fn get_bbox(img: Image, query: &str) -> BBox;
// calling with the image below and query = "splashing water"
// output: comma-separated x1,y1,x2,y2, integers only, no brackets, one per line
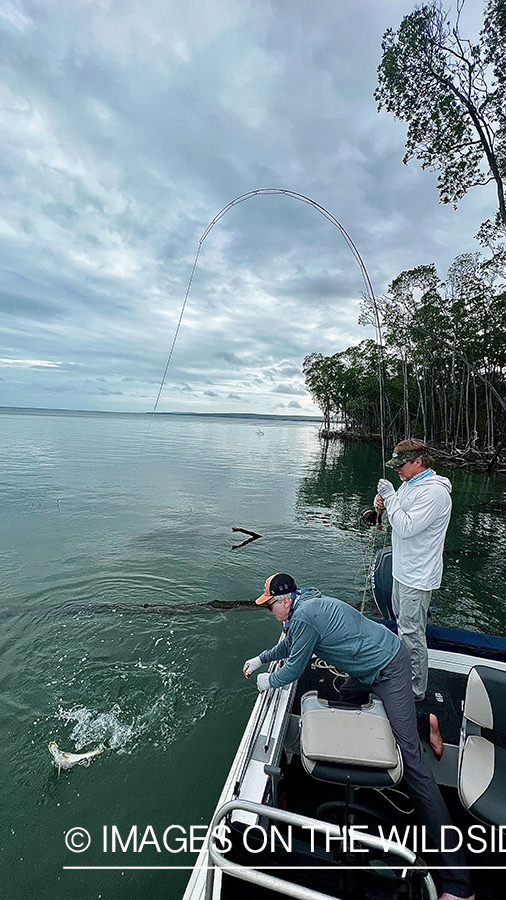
56,704,139,751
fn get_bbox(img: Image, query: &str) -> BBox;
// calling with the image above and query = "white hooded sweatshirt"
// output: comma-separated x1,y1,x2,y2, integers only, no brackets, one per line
383,470,452,591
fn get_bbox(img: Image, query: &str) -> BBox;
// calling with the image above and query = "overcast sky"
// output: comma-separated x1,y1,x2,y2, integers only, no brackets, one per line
0,0,495,415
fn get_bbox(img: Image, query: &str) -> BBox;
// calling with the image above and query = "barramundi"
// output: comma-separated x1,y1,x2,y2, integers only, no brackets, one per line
48,740,108,772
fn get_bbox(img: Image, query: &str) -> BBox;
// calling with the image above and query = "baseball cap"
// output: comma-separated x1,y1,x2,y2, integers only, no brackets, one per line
255,573,297,605
385,449,423,468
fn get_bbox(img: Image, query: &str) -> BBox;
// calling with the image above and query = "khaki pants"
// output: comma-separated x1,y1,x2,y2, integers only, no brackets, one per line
392,578,432,701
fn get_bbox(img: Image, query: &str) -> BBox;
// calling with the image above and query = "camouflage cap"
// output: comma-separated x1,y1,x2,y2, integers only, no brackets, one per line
385,449,422,468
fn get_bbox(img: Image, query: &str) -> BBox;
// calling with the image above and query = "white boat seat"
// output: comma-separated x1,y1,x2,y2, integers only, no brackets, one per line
458,665,506,825
300,690,403,787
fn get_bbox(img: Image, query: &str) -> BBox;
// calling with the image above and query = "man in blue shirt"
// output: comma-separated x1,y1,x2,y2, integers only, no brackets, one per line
243,573,473,900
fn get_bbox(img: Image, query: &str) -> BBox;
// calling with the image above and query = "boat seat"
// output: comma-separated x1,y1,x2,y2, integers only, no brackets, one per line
458,665,506,825
300,690,403,787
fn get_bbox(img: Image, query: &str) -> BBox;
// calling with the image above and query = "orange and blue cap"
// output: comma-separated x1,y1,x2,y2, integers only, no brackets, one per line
255,573,297,605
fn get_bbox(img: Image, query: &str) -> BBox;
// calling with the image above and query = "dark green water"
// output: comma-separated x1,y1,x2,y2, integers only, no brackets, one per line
0,410,505,899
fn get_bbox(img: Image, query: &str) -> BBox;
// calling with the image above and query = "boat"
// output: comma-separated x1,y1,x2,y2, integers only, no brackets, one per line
182,560,506,900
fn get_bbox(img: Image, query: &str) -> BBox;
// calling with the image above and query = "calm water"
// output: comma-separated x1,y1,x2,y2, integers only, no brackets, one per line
1,410,505,899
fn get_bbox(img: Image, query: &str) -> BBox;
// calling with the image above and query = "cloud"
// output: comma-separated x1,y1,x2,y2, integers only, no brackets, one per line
213,351,247,367
271,384,307,395
0,0,492,414
278,364,300,377
0,357,62,368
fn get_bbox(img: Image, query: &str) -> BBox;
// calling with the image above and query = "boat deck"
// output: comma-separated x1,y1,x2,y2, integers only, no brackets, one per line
219,658,504,900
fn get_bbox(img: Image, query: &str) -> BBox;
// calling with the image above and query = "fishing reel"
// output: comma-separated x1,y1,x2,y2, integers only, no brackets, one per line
360,507,378,527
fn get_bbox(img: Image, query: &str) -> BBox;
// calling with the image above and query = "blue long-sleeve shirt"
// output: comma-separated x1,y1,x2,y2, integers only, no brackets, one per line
260,588,400,689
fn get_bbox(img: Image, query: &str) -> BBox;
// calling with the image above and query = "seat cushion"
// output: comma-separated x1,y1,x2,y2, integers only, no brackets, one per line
465,665,506,732
301,698,398,768
460,736,506,825
301,752,402,787
299,691,403,787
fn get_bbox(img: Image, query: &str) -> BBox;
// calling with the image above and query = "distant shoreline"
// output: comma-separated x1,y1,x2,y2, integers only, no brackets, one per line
0,405,321,423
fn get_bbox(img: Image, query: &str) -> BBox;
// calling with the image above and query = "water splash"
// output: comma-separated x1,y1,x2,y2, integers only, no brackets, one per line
56,703,139,751
54,678,215,755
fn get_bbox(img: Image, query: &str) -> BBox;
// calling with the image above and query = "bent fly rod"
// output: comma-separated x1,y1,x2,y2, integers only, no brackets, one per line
152,188,389,478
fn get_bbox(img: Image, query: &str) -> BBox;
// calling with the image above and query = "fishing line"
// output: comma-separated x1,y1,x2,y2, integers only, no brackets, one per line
152,242,204,415
150,189,389,607
359,528,387,614
151,189,388,473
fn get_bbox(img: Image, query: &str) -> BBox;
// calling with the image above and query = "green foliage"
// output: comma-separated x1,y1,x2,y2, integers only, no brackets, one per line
302,352,342,433
375,0,506,223
304,234,506,449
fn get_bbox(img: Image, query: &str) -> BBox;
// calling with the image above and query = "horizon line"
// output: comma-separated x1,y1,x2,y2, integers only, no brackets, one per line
0,405,321,423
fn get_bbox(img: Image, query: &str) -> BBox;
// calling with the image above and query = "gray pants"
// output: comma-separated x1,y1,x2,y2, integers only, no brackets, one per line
392,578,431,701
340,644,472,899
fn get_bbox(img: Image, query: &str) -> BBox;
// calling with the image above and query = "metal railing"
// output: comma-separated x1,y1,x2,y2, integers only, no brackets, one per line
204,799,437,900
232,658,294,797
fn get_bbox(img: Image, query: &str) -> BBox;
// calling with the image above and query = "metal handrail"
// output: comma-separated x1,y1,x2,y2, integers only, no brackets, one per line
233,657,291,796
263,662,286,752
204,799,437,900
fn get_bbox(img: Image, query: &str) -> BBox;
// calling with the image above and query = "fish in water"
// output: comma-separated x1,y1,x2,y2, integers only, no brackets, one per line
0,598,259,620
48,740,109,773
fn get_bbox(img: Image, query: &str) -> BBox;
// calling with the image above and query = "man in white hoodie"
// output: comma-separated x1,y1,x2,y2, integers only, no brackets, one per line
376,439,452,702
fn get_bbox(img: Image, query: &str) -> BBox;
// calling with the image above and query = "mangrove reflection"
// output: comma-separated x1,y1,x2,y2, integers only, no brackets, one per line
295,440,384,530
295,439,506,635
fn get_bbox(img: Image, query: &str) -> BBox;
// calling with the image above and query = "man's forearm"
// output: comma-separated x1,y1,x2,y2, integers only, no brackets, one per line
260,638,290,665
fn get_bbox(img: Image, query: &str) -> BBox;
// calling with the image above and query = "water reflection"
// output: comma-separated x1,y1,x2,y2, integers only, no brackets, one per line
296,440,383,530
295,439,506,634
